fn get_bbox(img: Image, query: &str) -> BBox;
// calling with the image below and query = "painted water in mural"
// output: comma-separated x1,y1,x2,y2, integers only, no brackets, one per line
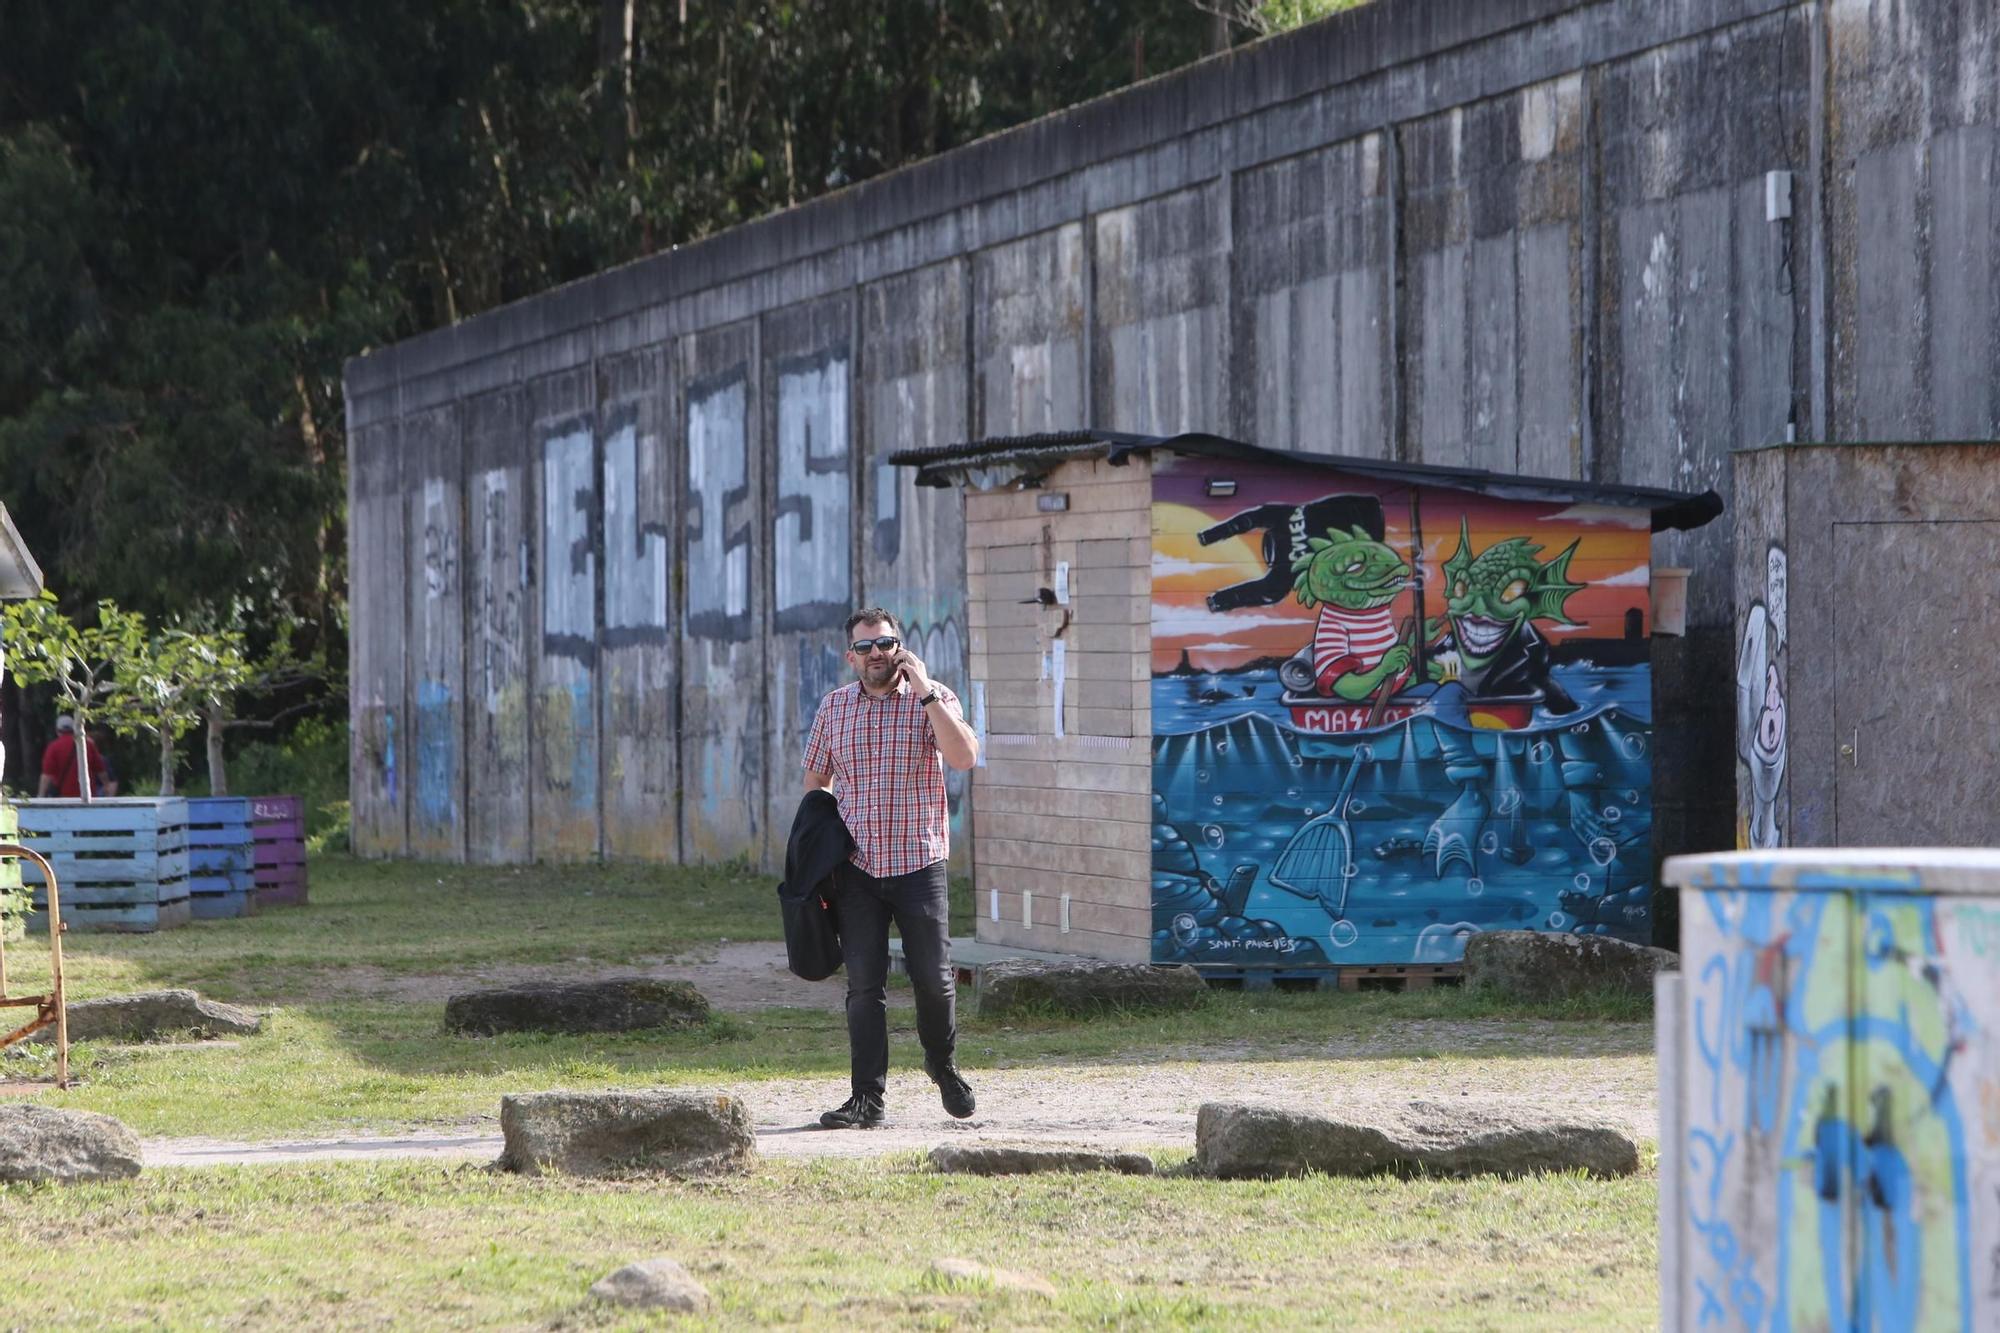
1149,455,1656,967
1683,879,1994,1329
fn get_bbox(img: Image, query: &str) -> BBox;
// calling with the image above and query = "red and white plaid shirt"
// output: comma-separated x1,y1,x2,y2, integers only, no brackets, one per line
802,679,959,877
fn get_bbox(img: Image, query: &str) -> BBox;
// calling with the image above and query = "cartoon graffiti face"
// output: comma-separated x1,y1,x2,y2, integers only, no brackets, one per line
1754,664,1785,763
1439,518,1584,667
1290,526,1409,611
1765,547,1789,650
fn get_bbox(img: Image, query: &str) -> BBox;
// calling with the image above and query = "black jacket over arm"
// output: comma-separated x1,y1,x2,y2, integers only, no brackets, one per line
777,788,852,980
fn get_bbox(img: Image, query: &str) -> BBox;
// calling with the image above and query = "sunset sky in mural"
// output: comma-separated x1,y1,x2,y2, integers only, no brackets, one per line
1151,458,1653,674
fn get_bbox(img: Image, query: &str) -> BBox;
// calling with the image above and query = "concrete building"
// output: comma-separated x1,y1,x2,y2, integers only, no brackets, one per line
344,0,2000,887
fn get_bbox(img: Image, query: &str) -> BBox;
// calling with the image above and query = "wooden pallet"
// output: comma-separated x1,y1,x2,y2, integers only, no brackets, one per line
0,803,20,942
18,797,191,933
185,796,255,920
1192,962,1463,993
250,795,307,908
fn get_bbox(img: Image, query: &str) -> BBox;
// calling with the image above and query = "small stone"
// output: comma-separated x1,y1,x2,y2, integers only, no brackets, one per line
1460,931,1678,1003
0,1105,144,1182
976,960,1205,1019
589,1257,709,1311
931,1257,1057,1297
445,978,710,1036
1194,1100,1639,1180
64,990,263,1043
498,1090,754,1177
928,1144,1154,1176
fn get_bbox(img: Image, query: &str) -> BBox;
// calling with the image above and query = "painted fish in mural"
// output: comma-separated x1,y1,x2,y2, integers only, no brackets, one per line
1422,784,1490,877
1425,518,1584,714
1289,525,1415,701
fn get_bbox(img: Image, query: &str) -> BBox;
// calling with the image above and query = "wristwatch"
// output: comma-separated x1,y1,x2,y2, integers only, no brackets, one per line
918,688,941,707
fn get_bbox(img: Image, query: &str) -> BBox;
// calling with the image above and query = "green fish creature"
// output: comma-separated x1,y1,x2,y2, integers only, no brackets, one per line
1426,517,1585,711
1291,526,1413,701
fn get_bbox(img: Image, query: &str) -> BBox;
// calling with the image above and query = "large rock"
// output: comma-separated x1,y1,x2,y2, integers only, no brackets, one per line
1460,931,1678,1003
976,960,1205,1019
589,1257,709,1312
928,1144,1154,1176
931,1258,1057,1297
498,1090,754,1177
64,989,263,1042
444,979,710,1036
1194,1100,1639,1180
0,1105,143,1182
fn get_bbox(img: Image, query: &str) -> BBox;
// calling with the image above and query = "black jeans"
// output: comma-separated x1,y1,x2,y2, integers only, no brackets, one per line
833,860,956,1098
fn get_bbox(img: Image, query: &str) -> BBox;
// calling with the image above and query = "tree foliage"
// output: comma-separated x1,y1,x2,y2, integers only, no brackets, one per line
2,591,148,799
0,1,1349,767
101,625,253,797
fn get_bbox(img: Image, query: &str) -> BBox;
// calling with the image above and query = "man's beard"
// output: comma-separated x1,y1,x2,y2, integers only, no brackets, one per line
859,658,898,688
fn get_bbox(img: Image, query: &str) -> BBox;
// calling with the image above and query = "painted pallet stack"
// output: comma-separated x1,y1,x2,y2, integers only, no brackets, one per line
250,795,308,907
0,803,21,942
19,797,191,933
185,796,255,919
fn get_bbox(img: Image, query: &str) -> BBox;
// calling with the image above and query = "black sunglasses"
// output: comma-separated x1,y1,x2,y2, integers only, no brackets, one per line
850,635,901,654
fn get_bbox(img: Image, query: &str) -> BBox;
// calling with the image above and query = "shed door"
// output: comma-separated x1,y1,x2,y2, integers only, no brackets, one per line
1833,520,2000,845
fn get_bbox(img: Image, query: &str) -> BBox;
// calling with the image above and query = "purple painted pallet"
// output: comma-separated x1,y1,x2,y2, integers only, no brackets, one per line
249,795,308,908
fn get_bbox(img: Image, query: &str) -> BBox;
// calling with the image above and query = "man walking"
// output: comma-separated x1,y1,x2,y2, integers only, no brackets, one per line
803,607,980,1128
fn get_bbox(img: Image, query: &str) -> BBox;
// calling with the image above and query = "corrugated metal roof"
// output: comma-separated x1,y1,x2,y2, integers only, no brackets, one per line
888,430,1724,533
0,504,44,600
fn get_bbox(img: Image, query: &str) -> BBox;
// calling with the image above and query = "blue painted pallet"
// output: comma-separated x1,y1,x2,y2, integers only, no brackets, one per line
27,898,192,934
189,891,254,921
183,796,254,917
16,797,192,932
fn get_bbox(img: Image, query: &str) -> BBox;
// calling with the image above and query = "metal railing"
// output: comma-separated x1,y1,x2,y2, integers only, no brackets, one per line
0,842,67,1087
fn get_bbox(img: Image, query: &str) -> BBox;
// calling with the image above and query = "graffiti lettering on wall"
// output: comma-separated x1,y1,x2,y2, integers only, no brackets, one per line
871,376,926,565
1684,889,1978,1328
540,420,596,660
475,466,526,720
415,678,457,829
774,350,851,631
422,478,458,604
1148,455,1655,967
1737,546,1788,849
686,370,752,641
602,405,669,642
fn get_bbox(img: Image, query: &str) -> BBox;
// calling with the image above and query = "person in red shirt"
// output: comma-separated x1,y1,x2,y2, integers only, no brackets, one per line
803,608,980,1129
38,715,107,798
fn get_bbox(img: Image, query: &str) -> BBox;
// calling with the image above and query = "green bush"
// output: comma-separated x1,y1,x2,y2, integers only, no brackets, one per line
183,715,351,853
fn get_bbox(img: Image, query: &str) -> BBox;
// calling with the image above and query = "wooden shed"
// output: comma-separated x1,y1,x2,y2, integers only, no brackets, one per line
896,431,1720,973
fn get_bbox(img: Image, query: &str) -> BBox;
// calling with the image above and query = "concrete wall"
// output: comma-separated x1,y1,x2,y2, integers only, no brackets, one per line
346,0,2000,872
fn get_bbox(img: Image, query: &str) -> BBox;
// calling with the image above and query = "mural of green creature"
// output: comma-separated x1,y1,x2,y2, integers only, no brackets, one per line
1291,526,1413,700
1427,518,1586,713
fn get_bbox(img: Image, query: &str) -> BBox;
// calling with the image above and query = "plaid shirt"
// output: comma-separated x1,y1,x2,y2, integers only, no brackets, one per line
802,679,959,877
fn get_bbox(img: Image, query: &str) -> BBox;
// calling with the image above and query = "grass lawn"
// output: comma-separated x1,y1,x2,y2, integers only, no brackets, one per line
0,1158,1658,1329
0,854,1662,1328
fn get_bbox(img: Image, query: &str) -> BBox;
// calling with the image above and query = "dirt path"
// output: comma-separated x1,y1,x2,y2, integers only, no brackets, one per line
146,1048,1658,1168
287,941,864,1011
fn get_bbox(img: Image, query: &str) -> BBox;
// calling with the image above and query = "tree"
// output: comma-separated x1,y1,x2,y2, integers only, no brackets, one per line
197,624,328,796
1,592,147,801
102,625,251,797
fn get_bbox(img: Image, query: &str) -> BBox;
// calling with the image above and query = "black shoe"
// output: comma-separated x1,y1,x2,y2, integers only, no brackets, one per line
818,1092,884,1129
929,1062,976,1119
